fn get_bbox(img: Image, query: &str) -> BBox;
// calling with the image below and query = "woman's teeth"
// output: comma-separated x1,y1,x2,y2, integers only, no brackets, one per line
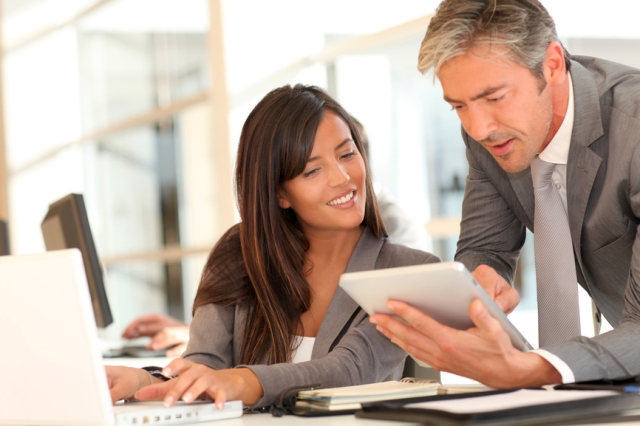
328,191,354,206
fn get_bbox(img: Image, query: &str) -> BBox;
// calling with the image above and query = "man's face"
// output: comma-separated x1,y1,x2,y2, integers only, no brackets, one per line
439,45,554,173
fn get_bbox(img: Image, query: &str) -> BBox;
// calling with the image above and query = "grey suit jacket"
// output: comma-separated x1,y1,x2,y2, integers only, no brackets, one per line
455,56,640,381
183,227,439,408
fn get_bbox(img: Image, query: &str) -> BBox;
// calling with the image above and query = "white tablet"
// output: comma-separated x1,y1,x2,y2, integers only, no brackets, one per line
339,261,533,352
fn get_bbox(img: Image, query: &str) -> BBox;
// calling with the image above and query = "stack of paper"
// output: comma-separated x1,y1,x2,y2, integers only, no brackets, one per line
295,380,440,413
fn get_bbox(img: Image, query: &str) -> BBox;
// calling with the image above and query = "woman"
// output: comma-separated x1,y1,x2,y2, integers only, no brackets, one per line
107,84,439,409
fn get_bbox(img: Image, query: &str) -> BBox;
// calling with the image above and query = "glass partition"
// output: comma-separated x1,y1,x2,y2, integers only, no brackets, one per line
2,0,637,342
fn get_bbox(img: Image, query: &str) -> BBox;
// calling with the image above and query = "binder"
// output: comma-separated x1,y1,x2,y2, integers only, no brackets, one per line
272,379,442,417
555,373,640,392
356,389,640,425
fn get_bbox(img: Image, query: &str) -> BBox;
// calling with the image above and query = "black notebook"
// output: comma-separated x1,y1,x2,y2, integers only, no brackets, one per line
356,388,640,426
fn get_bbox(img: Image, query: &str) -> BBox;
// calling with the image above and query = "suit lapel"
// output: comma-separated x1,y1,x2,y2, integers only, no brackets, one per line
312,228,383,358
566,62,603,260
508,168,534,228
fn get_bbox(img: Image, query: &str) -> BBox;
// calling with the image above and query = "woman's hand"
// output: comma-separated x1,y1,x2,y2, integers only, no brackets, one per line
133,359,264,409
105,366,155,404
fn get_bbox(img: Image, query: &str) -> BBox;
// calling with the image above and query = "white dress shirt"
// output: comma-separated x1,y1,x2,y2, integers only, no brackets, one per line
528,73,589,384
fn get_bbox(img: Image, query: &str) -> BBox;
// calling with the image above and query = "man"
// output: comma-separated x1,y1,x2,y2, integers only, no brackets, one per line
371,0,640,388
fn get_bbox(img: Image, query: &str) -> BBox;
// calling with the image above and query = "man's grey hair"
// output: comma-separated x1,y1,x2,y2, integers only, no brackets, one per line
418,0,571,81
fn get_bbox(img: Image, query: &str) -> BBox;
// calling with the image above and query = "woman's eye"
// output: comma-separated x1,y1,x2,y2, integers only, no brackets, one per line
341,151,356,160
303,168,319,178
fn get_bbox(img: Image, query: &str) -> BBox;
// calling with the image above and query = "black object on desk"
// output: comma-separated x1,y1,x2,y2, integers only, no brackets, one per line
555,374,640,393
41,193,113,328
356,389,640,426
0,219,9,256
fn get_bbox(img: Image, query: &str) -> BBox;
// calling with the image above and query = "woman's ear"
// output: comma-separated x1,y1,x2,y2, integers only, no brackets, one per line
278,189,291,209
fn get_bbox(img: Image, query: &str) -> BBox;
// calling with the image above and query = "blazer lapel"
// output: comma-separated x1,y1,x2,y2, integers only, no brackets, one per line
566,61,603,262
508,168,534,229
312,228,383,357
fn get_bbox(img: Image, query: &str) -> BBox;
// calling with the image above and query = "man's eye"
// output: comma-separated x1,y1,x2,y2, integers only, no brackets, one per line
488,95,505,102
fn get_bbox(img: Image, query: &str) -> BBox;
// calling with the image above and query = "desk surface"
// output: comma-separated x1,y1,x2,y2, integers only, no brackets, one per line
103,356,171,368
209,413,420,426
113,410,640,426
103,359,640,426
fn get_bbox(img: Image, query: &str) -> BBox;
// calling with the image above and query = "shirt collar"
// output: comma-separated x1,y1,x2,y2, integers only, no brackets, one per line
538,72,574,165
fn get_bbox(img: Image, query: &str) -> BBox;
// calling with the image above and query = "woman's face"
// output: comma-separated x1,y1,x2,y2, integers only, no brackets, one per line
278,111,367,236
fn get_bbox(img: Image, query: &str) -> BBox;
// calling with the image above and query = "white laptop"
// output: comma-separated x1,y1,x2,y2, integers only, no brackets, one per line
0,249,242,426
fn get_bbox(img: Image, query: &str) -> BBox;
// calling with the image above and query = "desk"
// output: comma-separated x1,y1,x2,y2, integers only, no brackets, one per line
103,358,417,425
232,414,640,426
104,356,172,368
205,413,420,426
103,359,640,426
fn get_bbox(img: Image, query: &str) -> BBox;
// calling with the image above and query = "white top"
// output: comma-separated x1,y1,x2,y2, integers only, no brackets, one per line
291,336,316,363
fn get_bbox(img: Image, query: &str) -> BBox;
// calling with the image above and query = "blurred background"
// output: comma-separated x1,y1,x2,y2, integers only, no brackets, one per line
1,0,638,346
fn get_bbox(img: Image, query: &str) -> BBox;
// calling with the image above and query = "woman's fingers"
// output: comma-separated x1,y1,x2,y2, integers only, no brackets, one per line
134,359,238,409
158,361,220,407
162,358,191,377
134,380,174,401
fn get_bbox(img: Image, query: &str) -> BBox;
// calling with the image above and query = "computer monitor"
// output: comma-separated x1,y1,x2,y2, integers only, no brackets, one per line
41,193,113,328
0,219,9,256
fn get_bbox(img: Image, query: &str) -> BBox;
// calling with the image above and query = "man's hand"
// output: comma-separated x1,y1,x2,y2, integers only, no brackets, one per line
370,300,561,388
472,265,520,314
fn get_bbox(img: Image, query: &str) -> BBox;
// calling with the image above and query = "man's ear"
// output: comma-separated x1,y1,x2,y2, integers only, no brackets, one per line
278,189,291,209
544,41,567,86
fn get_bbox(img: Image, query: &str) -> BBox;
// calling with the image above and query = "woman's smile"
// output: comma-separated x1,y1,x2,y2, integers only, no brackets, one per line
327,190,355,207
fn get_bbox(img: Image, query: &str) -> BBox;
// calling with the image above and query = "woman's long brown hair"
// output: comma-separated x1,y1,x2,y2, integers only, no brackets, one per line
193,84,386,365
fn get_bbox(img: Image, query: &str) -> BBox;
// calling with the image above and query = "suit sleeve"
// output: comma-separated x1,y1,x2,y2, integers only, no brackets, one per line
182,303,235,369
541,143,640,381
244,314,406,408
243,250,439,408
182,244,438,408
454,131,526,284
185,303,408,409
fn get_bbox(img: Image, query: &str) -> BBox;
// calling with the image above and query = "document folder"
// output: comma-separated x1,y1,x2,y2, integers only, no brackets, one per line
356,389,640,426
280,379,441,417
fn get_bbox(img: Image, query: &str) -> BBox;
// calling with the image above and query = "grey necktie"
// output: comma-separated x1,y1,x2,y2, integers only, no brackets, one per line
531,157,581,347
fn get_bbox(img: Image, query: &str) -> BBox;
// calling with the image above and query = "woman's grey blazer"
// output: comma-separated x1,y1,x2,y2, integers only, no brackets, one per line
183,227,439,408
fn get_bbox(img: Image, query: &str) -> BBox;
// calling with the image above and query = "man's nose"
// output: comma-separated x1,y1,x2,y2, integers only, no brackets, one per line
464,106,497,142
